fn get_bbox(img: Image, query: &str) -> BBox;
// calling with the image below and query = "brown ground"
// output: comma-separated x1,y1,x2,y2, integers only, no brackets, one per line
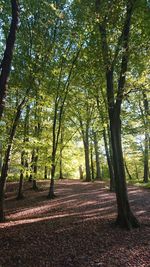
0,180,150,267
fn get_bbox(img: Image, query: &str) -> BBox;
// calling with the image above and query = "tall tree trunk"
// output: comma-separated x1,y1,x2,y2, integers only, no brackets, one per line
0,101,24,222
48,97,60,199
44,166,48,179
134,163,139,180
59,129,63,179
48,155,56,199
83,133,91,182
24,105,30,180
25,159,29,179
32,149,38,191
143,131,149,183
16,151,25,200
84,144,91,182
79,165,83,180
103,127,115,191
48,113,57,199
96,0,139,229
59,156,63,179
110,111,139,229
0,142,2,171
124,161,132,180
0,0,19,119
90,145,95,180
17,104,30,198
29,150,34,182
93,131,101,180
143,92,149,183
84,125,91,182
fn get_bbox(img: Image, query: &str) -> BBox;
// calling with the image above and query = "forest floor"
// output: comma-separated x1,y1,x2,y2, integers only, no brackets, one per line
0,180,150,267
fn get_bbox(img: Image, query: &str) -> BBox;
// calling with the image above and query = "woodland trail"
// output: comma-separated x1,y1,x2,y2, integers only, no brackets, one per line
0,180,150,267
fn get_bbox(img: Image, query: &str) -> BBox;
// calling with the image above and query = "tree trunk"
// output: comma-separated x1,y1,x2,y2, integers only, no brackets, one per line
44,166,48,179
93,131,101,180
110,111,139,229
143,92,149,183
47,98,59,199
29,173,32,182
90,146,95,180
17,104,30,198
134,163,139,180
0,160,7,221
0,142,2,171
0,103,23,222
47,121,57,198
59,158,63,179
16,151,25,200
17,171,24,200
32,150,38,191
103,127,115,191
29,150,34,182
79,165,83,180
107,125,116,191
24,105,30,180
124,161,132,180
0,0,19,119
143,131,149,183
84,125,91,182
59,129,64,179
48,162,56,199
96,0,139,229
84,141,91,182
25,159,29,179
0,195,4,222
59,146,63,179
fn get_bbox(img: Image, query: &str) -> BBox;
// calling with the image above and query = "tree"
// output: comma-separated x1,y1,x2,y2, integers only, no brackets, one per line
0,94,28,222
48,47,81,198
0,0,19,119
96,0,140,228
139,91,149,183
93,130,101,180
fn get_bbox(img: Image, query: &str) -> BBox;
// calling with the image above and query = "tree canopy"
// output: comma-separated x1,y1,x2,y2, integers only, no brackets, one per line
0,0,149,228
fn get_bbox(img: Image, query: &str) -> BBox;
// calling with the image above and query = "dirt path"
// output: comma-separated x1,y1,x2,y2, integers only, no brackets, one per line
0,180,150,267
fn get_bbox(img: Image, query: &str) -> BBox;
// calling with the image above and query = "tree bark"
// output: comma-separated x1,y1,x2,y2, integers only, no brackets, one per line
0,142,2,171
143,92,149,183
143,131,149,183
24,105,30,180
124,161,132,180
48,106,57,198
0,0,19,119
134,163,139,180
79,165,83,180
44,166,48,179
25,159,29,179
32,150,38,191
59,129,63,179
103,127,115,191
29,150,34,182
93,131,101,180
83,127,91,182
90,145,95,180
0,101,24,222
16,151,25,200
110,110,139,229
17,105,30,199
59,157,63,179
48,160,56,199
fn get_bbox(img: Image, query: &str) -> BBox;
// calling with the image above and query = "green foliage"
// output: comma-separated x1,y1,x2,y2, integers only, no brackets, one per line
0,0,149,184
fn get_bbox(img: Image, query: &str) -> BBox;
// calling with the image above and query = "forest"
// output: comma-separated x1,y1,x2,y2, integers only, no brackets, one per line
0,0,150,266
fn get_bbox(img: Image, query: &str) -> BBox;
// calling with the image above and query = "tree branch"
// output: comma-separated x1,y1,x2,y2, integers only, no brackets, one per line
0,0,19,119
